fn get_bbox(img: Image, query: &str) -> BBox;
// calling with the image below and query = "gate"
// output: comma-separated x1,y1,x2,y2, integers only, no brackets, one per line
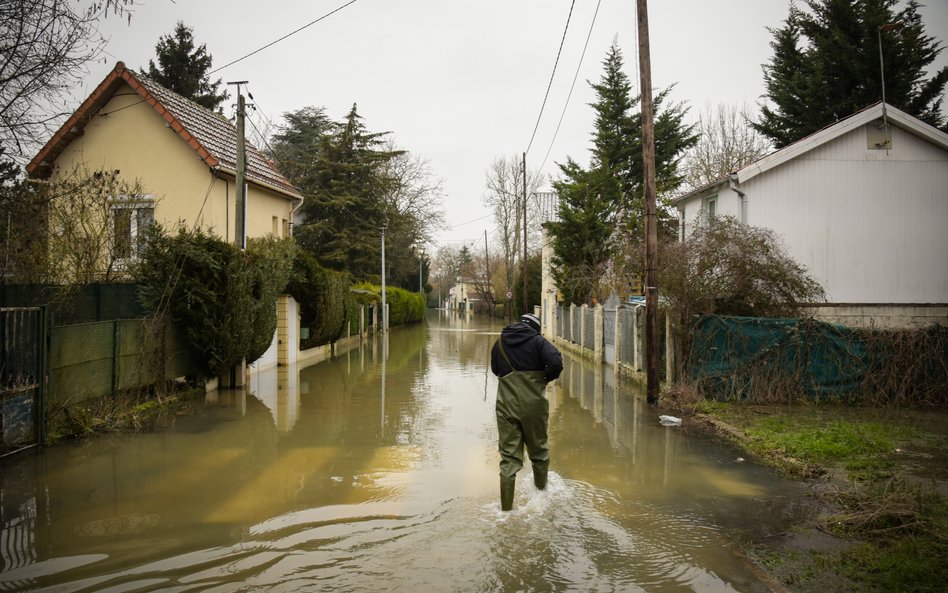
1,307,47,457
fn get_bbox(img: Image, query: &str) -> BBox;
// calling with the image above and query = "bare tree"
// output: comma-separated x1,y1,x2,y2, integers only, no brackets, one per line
430,245,462,307
0,0,136,161
483,155,543,296
380,139,447,246
3,165,151,283
682,103,772,192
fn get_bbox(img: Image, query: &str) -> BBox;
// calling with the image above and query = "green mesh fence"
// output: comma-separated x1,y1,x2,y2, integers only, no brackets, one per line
0,283,146,326
686,315,948,402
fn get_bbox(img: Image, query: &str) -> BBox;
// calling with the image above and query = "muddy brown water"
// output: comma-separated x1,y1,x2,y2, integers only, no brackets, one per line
1,312,812,592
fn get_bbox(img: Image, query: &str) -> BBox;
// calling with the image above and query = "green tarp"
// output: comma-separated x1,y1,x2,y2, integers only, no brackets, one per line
686,315,905,399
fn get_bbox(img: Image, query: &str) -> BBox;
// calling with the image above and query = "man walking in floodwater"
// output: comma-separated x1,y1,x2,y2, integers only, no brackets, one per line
490,313,563,511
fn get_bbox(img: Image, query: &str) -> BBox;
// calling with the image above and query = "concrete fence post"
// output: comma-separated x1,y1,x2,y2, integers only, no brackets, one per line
633,307,644,372
593,304,603,363
580,304,588,351
276,295,290,366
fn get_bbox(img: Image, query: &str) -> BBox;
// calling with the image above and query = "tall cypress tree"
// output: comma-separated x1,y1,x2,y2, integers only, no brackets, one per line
755,0,947,147
547,42,695,304
143,21,229,111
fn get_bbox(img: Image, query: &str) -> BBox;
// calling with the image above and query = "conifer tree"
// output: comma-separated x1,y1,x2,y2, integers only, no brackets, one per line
754,0,947,147
143,21,228,111
293,104,402,280
546,42,695,304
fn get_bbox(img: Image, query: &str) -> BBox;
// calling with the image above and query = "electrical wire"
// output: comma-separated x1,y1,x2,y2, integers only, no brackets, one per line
447,213,492,229
538,0,602,174
209,0,361,75
525,0,576,157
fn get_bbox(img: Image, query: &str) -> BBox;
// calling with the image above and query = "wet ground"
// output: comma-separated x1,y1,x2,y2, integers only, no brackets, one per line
0,312,815,592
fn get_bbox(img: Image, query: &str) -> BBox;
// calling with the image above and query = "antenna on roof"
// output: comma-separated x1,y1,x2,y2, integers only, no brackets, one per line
877,22,903,151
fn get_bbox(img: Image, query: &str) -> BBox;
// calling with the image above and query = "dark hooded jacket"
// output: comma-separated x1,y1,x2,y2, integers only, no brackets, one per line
490,321,563,382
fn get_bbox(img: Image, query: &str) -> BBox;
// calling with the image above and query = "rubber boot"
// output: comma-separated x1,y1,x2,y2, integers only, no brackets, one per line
500,477,516,511
533,466,548,491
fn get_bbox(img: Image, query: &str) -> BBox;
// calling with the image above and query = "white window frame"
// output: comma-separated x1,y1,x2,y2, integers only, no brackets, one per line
111,194,155,266
704,194,718,221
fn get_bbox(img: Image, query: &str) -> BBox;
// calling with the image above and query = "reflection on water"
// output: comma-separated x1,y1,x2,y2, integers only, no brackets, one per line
0,310,807,592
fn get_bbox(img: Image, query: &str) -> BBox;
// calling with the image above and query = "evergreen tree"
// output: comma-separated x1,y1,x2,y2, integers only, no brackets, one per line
546,161,614,304
269,107,334,193
143,21,229,111
293,104,402,280
547,42,696,304
755,0,948,147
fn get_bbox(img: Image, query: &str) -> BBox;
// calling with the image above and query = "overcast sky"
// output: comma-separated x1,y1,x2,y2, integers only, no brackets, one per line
81,0,948,249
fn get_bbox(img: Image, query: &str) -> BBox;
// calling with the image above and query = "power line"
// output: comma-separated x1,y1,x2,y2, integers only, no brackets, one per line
539,0,602,174
447,213,492,229
525,0,576,157
209,0,361,75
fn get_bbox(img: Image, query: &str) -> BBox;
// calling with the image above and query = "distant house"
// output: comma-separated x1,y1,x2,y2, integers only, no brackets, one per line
26,61,302,276
673,102,948,329
448,277,489,312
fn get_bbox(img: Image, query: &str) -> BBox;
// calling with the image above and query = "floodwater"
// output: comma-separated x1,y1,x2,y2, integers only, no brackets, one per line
0,312,811,592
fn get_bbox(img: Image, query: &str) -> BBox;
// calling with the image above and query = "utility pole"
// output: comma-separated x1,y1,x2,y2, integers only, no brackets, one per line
381,224,387,333
635,0,659,404
484,229,492,310
522,151,528,315
225,81,249,390
228,81,249,249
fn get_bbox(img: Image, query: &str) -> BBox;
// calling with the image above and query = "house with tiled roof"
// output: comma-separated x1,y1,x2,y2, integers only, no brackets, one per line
673,102,948,329
26,61,302,269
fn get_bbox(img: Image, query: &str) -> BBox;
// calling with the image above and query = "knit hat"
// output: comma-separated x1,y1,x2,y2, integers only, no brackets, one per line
520,313,541,333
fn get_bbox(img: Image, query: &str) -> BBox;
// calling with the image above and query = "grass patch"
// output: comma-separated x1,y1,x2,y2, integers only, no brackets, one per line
689,400,948,593
744,418,913,464
841,534,948,593
47,385,202,443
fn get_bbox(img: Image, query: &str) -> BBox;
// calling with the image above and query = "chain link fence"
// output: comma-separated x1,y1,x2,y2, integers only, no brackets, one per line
1,283,145,326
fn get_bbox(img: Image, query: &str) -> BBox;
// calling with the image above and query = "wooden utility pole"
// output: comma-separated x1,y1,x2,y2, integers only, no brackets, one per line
225,81,249,389
636,0,659,404
484,229,492,308
229,82,249,250
522,152,528,315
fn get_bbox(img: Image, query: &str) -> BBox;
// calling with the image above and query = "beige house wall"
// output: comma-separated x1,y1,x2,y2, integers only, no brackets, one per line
49,81,293,243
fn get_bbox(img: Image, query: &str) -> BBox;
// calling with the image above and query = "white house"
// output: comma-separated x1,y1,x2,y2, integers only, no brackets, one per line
447,277,489,312
673,102,948,329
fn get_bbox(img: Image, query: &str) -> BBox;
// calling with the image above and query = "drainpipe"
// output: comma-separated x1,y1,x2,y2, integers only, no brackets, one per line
290,194,305,237
729,175,747,224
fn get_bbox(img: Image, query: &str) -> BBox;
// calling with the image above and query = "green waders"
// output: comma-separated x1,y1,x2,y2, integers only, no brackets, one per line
495,343,550,511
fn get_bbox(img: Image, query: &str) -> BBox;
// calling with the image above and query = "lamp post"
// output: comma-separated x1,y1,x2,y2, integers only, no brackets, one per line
381,224,387,333
418,247,425,293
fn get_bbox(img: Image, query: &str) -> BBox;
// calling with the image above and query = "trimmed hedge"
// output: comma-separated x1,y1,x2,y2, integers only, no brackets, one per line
351,282,425,326
135,227,294,379
286,250,351,348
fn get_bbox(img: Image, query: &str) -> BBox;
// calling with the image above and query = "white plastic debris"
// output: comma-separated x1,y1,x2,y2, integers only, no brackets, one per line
659,415,682,427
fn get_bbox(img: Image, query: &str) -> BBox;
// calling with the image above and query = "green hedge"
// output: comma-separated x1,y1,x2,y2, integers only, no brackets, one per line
135,227,294,379
286,250,351,348
351,282,425,326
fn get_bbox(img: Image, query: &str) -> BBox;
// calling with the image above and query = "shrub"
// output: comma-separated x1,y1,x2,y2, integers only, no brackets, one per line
285,250,351,347
662,216,825,322
351,282,425,326
134,226,294,378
